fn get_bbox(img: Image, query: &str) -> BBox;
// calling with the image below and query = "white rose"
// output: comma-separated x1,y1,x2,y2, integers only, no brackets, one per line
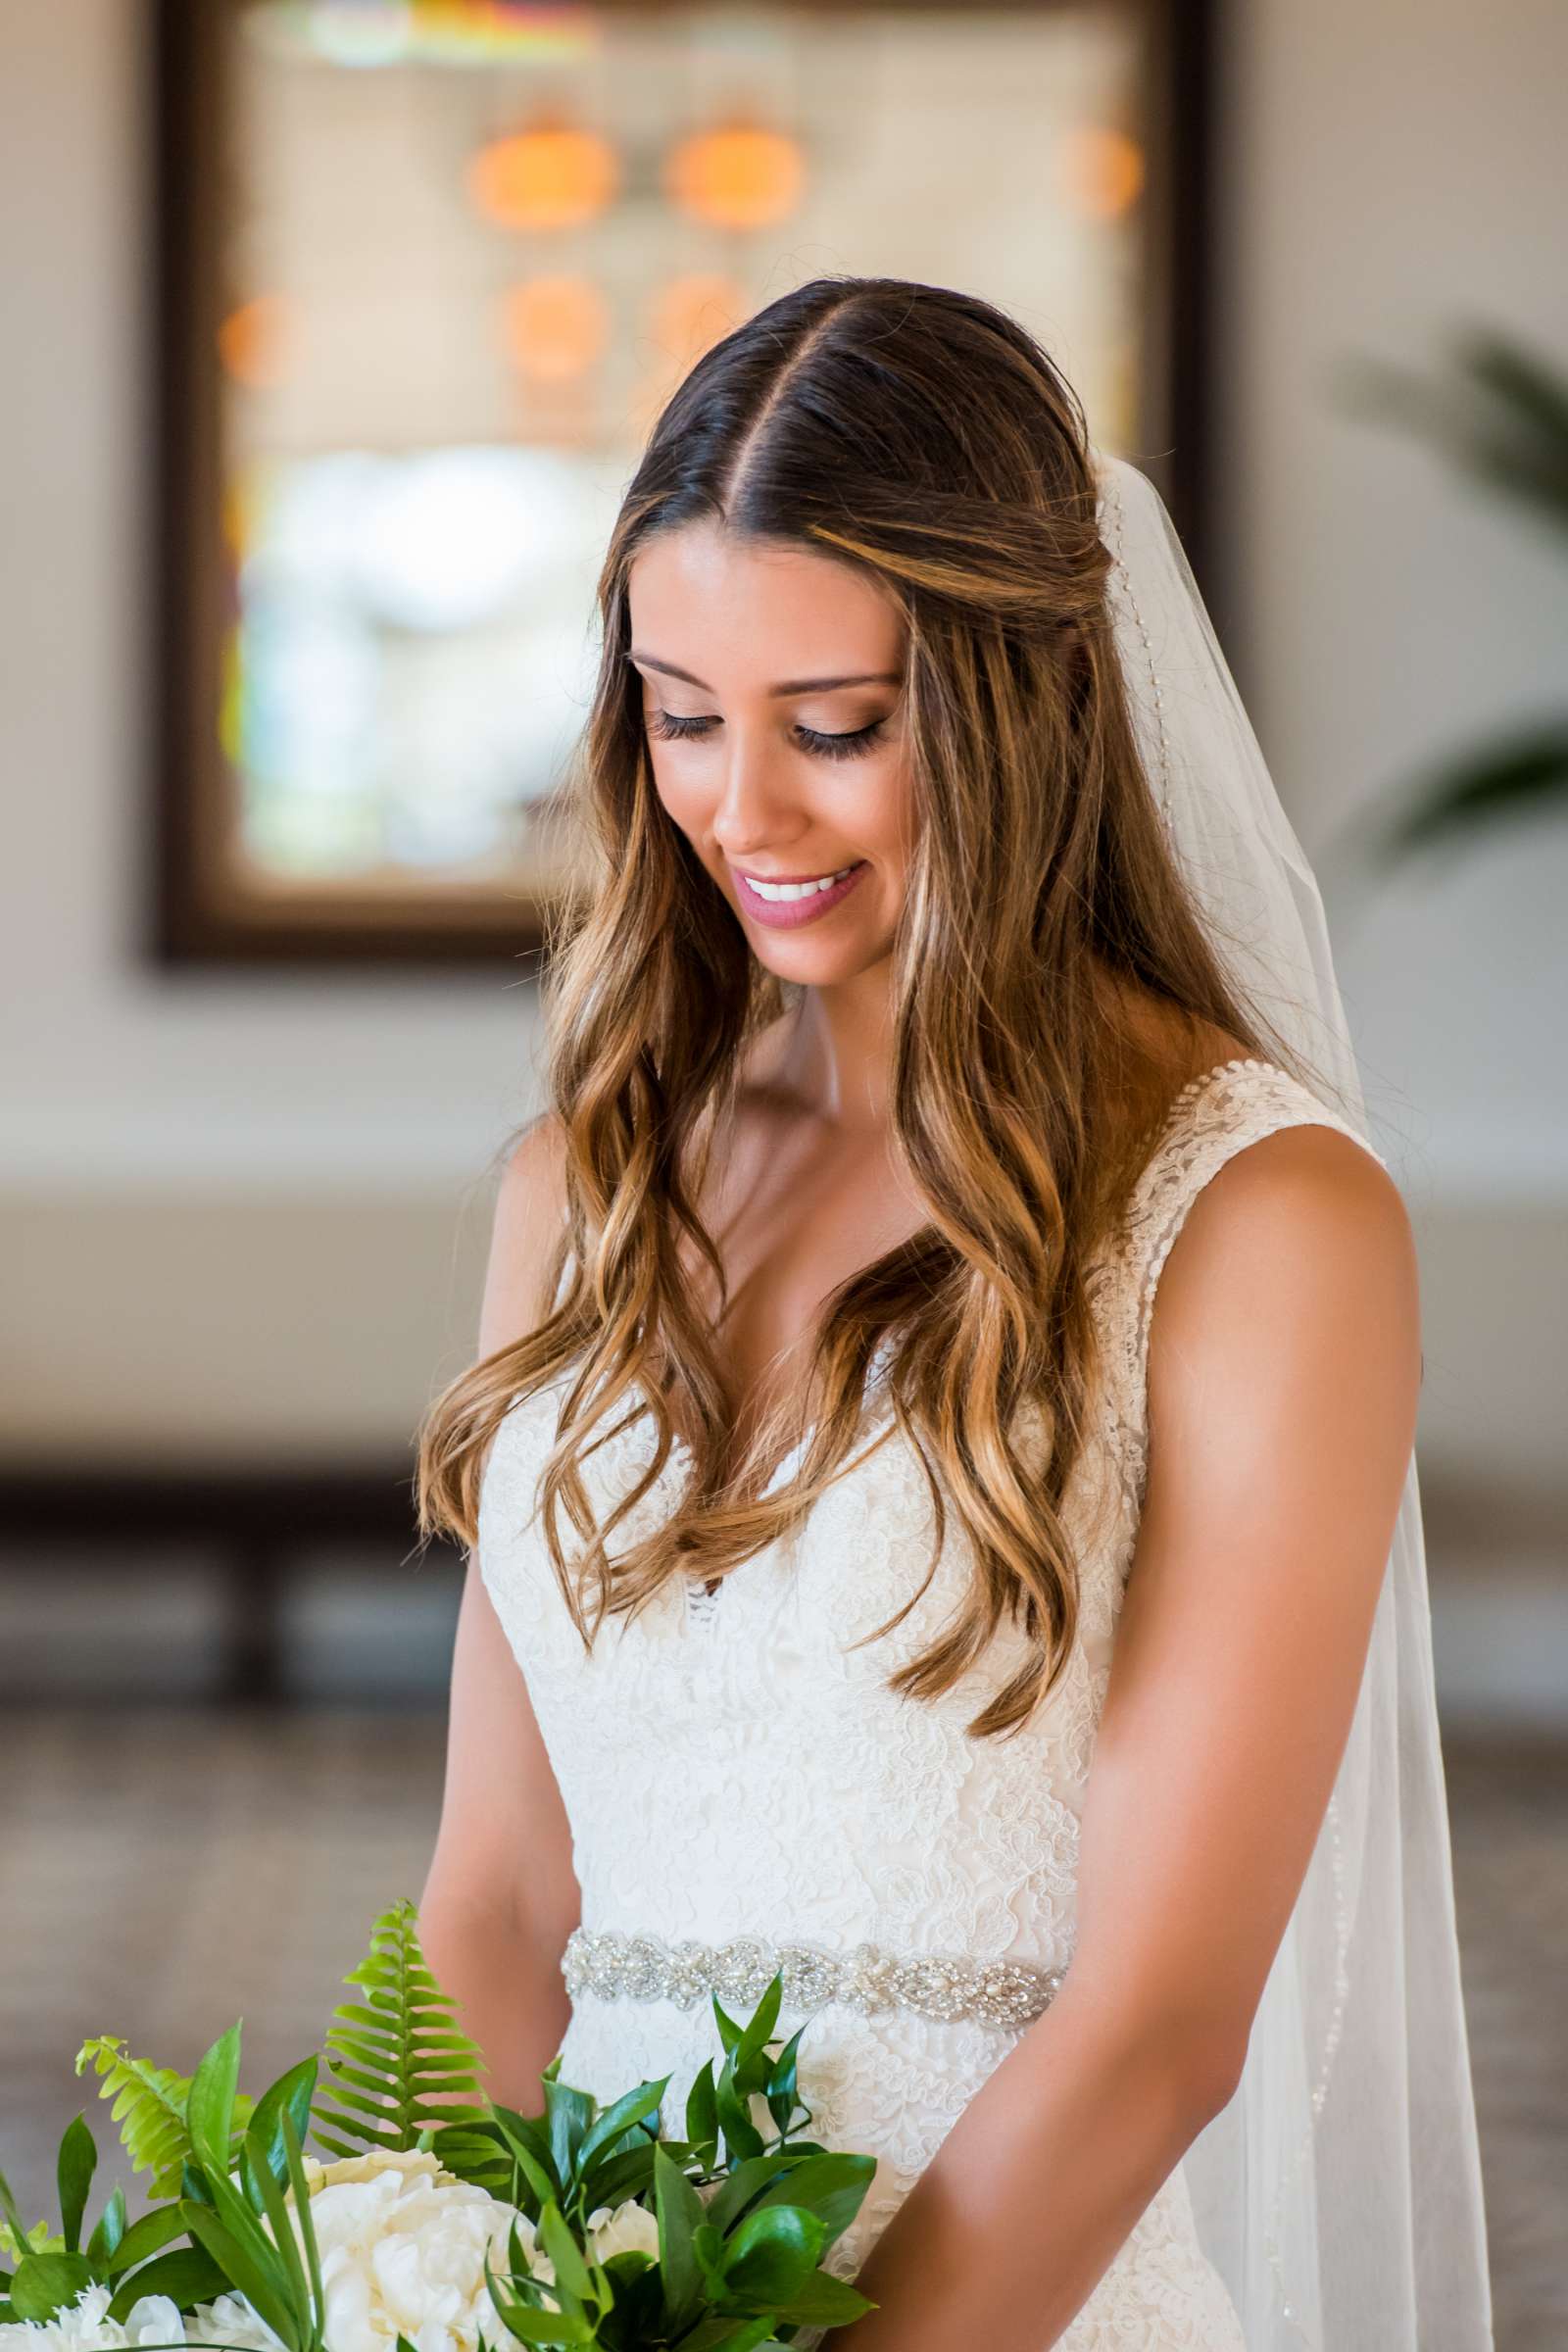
251,2145,541,2352
582,2201,660,2269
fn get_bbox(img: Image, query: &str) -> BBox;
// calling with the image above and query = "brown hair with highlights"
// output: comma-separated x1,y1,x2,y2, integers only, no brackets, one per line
416,274,1303,1739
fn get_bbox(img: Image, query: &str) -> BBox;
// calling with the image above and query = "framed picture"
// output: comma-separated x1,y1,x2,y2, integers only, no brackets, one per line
149,0,1214,967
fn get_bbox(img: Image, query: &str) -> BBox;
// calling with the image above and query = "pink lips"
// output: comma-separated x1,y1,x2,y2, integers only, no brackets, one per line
731,859,869,930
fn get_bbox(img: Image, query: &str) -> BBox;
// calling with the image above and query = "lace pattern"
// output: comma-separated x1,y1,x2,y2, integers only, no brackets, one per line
475,1057,1381,2348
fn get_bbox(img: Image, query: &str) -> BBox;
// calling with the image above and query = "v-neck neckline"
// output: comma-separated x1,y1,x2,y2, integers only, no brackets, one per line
650,1335,899,1624
542,1055,1293,1630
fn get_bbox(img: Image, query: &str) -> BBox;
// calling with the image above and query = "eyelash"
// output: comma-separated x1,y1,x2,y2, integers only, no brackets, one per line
647,710,886,762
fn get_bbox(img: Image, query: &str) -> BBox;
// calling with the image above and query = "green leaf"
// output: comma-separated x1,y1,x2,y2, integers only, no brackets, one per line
242,2120,311,2334
762,2026,806,2136
186,2025,244,2180
728,1976,783,2080
689,2219,730,2303
243,2061,319,2210
55,2116,97,2256
104,2203,188,2278
478,2304,593,2347
84,2183,127,2270
709,1995,744,2057
8,2250,95,2323
746,2151,876,2247
0,2170,37,2266
713,2062,763,2165
680,2321,784,2352
684,2061,718,2157
576,2137,657,2209
653,2142,706,2336
278,2108,326,2342
535,2199,594,2309
490,2113,561,2216
479,2242,592,2345
105,2245,229,2325
574,2076,669,2177
177,2199,299,2350
542,2079,595,2193
718,2204,827,2308
703,2152,793,2235
773,2266,877,2326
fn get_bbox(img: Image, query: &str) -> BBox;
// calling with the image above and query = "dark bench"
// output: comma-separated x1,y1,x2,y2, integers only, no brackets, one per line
0,1465,464,1703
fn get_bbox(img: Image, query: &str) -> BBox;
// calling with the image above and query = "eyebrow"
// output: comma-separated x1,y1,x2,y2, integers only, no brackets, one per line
628,650,903,696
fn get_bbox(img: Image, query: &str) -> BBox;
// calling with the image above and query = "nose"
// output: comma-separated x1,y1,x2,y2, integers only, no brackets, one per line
709,735,803,861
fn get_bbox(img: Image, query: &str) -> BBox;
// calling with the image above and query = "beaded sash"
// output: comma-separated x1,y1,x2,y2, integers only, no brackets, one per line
562,1925,1066,2031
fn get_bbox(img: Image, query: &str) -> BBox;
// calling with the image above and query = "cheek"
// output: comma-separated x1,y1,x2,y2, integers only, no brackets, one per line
852,752,916,859
646,748,710,834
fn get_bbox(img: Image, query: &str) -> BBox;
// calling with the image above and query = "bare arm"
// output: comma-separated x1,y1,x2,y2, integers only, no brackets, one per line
419,1115,583,2115
823,1125,1421,2350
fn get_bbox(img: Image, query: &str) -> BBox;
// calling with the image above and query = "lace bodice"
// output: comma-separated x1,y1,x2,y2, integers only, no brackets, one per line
476,1058,1380,2348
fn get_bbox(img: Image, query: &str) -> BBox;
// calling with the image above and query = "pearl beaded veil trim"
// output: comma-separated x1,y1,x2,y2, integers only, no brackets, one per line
1098,458,1173,821
563,1925,1066,2031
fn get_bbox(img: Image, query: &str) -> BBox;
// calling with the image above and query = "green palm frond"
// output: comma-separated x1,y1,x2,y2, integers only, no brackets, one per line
311,1898,490,2160
1374,723,1568,858
1334,325,1568,539
73,2037,256,2200
1330,324,1568,864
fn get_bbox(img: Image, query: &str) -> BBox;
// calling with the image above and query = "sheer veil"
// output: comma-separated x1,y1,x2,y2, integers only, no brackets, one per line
1094,452,1494,2349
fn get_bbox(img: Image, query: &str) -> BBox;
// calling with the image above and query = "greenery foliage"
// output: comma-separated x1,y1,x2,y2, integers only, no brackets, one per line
1334,326,1568,860
1,1899,877,2352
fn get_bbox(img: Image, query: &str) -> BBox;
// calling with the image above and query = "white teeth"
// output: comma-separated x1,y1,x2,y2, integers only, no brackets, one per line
743,863,858,903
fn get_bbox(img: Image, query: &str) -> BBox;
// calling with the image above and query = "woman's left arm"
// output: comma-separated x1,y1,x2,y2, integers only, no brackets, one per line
821,1124,1422,2352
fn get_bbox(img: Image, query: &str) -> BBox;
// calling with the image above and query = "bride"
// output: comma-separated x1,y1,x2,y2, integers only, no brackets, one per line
414,277,1494,2349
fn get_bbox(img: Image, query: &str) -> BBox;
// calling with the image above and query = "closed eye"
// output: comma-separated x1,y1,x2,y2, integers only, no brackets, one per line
648,710,886,762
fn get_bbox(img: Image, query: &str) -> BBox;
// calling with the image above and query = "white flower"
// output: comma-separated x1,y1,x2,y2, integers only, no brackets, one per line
254,2145,540,2352
0,2158,662,2352
0,2282,188,2352
582,2200,660,2269
184,2295,286,2352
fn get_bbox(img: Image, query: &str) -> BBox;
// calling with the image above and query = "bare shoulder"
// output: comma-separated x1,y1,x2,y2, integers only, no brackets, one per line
477,1111,571,1363
1151,1118,1419,1414
1182,1116,1412,1264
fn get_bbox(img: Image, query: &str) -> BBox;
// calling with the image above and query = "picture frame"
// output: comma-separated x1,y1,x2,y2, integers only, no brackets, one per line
148,0,1215,969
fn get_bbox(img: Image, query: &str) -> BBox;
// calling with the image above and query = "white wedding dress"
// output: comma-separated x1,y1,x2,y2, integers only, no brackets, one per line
476,1057,1383,2349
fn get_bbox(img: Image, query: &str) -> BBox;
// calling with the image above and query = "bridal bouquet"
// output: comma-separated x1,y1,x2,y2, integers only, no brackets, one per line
0,1899,877,2352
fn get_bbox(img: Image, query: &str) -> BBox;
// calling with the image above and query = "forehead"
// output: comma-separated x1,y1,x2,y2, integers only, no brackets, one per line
626,520,904,675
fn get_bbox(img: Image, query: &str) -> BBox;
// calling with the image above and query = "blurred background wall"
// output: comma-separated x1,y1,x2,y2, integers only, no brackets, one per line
3,0,1563,1708
1,0,1563,2335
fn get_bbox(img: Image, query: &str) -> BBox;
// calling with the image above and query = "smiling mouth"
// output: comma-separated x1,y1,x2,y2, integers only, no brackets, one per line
736,861,861,903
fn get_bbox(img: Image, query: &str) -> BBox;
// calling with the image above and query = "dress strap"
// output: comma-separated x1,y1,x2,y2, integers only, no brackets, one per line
1099,1056,1389,1497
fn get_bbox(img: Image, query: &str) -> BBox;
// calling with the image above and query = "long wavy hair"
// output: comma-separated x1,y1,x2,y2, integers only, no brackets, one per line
416,273,1300,1739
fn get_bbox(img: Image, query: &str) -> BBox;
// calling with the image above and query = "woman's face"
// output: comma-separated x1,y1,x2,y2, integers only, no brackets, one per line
626,520,913,982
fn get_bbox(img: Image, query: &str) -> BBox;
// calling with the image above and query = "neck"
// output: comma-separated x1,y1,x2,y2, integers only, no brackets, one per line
778,960,897,1131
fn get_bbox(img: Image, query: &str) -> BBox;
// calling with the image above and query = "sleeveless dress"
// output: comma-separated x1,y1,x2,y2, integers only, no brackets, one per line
476,1059,1382,2349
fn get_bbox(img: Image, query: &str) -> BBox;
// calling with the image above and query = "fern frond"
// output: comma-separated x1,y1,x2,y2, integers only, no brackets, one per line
312,1899,489,2161
74,2038,194,2200
74,2038,257,2199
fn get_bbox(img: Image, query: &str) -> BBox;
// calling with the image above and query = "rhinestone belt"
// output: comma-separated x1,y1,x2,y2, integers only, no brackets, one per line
562,1926,1066,2031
